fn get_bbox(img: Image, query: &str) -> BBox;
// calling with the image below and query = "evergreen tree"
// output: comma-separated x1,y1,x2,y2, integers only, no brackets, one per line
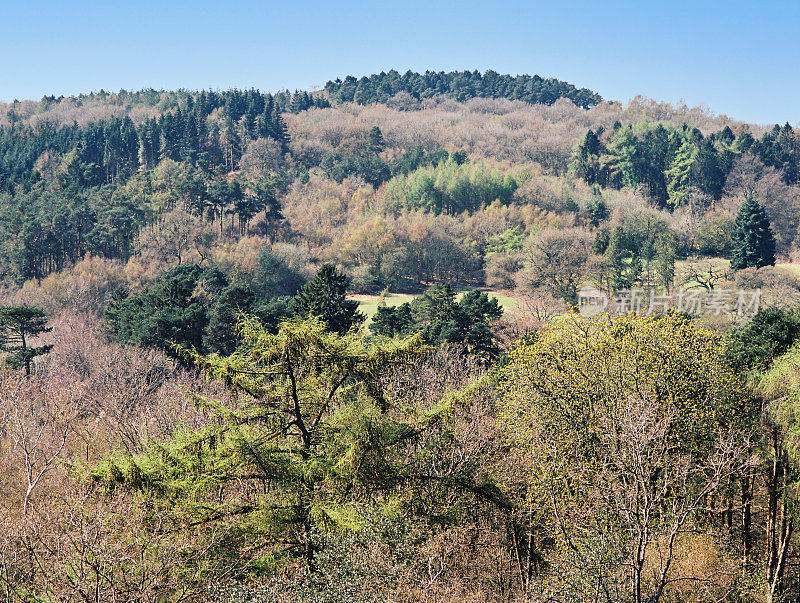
105,265,228,358
653,232,677,291
370,285,503,363
665,140,697,210
605,227,628,290
0,305,53,375
585,187,608,226
368,126,385,154
271,108,290,154
603,226,644,291
726,307,800,372
731,196,776,271
203,285,255,355
291,264,364,334
370,303,414,338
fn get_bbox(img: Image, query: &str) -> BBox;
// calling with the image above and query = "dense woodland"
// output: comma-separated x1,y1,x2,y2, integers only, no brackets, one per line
0,70,800,601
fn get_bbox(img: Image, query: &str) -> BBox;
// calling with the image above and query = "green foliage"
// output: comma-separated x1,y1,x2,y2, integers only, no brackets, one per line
499,311,753,463
380,159,522,214
0,305,53,375
106,262,302,357
605,226,641,290
653,231,677,290
484,226,524,256
320,151,390,187
569,121,781,207
751,122,800,185
324,69,602,108
105,264,220,356
570,129,603,184
291,264,364,334
367,126,384,155
584,187,608,226
664,139,698,209
371,303,414,339
89,317,460,568
726,307,800,373
203,285,256,356
370,284,503,363
389,146,450,176
731,196,776,271
760,344,800,457
591,228,610,254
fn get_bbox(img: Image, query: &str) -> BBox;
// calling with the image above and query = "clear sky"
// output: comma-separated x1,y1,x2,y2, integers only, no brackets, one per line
1,0,797,125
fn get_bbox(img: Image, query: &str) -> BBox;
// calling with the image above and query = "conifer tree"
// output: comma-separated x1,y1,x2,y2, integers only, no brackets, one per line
605,226,628,290
731,196,776,271
91,318,493,569
368,126,385,154
665,140,697,210
271,107,290,153
0,305,53,375
291,264,364,334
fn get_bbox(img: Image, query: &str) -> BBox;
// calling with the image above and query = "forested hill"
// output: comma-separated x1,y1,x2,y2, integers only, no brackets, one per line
0,69,601,188
322,69,603,108
1,66,797,289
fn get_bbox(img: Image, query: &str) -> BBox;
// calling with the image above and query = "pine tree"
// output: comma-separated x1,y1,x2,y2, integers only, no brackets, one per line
0,305,53,375
203,285,255,355
270,107,290,153
368,126,385,154
731,196,776,271
291,264,364,334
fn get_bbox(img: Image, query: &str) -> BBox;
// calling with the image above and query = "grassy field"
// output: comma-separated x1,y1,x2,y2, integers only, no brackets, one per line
350,289,518,325
349,293,417,325
777,262,800,278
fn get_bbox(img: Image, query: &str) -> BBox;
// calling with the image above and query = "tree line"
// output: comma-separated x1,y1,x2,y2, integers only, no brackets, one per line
571,121,800,209
323,69,603,108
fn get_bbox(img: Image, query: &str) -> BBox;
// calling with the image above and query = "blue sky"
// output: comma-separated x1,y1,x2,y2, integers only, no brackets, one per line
1,0,797,125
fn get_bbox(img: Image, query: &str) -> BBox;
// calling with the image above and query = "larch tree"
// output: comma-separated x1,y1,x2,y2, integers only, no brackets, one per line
90,317,497,570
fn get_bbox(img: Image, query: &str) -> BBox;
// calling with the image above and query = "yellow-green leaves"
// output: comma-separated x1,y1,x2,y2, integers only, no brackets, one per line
498,312,752,457
495,312,755,601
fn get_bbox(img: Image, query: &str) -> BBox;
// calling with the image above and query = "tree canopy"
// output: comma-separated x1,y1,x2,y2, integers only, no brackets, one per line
497,313,755,601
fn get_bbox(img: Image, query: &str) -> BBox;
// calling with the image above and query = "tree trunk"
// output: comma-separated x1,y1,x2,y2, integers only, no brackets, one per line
766,445,793,603
526,506,535,591
766,429,781,589
726,484,733,530
742,449,753,573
